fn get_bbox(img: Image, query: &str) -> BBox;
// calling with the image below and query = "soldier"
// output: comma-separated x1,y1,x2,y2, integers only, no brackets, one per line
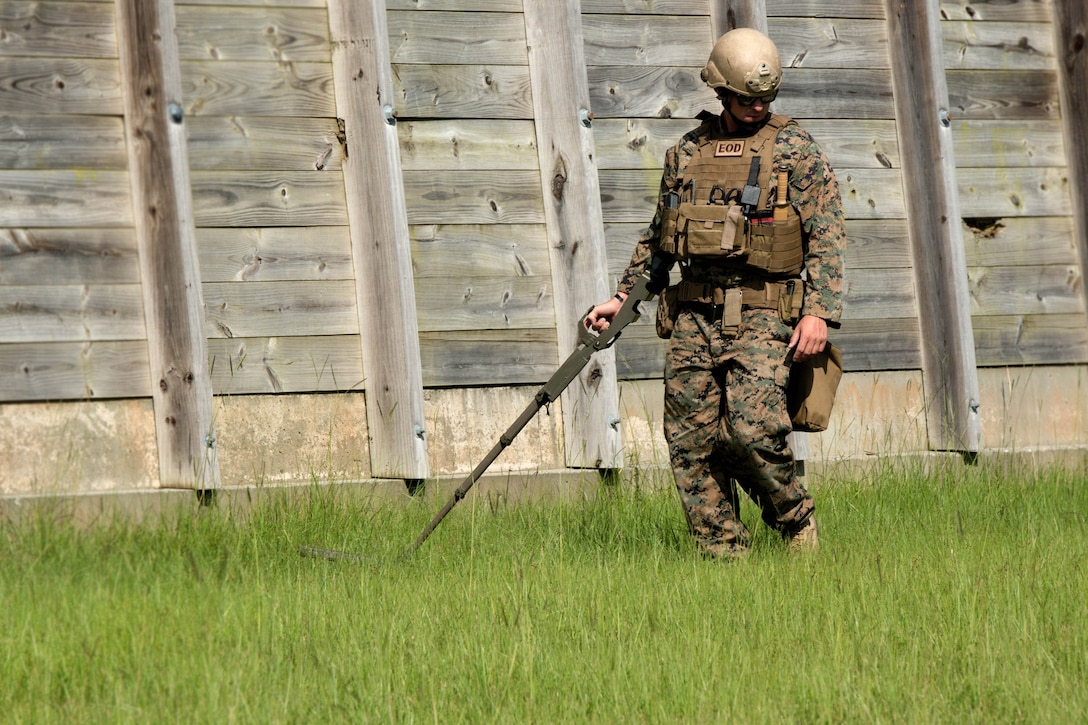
586,28,845,557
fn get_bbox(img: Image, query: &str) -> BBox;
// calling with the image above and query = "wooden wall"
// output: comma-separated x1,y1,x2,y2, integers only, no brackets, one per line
1,0,1086,486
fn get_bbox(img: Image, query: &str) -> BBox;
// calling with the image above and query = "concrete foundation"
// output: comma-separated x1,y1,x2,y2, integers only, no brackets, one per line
2,365,1086,514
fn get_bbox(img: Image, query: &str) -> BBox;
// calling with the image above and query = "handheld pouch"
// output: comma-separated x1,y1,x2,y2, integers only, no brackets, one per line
788,343,843,433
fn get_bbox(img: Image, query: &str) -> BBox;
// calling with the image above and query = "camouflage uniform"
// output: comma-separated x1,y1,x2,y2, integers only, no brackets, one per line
617,114,846,557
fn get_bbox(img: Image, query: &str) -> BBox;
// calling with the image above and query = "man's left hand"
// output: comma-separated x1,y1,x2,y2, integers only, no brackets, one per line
788,315,828,362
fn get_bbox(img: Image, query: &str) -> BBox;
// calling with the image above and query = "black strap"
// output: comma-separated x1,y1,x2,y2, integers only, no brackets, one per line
746,156,761,187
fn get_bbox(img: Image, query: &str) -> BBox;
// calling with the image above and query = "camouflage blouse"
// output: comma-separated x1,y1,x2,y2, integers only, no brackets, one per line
617,113,846,325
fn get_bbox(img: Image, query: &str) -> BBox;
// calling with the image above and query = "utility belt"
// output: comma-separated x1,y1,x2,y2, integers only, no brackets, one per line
655,278,803,339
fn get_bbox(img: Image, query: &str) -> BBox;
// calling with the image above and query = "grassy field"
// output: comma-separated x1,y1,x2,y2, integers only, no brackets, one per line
2,460,1086,723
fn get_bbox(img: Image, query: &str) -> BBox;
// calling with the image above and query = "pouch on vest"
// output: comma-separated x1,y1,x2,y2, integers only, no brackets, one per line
777,279,804,325
655,284,680,339
676,202,746,258
747,214,804,274
788,343,843,433
660,207,680,255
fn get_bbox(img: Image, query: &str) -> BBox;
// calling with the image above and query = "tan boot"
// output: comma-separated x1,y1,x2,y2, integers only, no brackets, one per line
788,515,819,552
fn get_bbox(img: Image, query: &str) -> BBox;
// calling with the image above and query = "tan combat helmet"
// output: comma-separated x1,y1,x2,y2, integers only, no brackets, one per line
701,28,782,98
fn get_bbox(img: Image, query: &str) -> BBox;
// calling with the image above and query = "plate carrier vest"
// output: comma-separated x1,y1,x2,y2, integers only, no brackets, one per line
659,113,804,277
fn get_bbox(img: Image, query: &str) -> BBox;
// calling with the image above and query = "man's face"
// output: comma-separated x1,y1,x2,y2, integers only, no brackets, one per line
717,89,774,128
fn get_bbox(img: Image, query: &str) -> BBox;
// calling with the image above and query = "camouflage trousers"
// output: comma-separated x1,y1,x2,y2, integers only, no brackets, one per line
663,306,814,557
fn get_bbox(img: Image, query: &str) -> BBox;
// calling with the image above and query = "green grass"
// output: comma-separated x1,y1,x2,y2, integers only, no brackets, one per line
2,461,1087,723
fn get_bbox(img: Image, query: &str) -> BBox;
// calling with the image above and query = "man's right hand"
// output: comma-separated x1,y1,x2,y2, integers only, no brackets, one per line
585,293,626,332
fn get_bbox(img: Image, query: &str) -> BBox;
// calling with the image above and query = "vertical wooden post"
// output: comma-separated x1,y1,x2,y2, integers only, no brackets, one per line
884,1,982,453
1052,0,1088,323
523,0,623,469
116,0,219,489
710,0,769,37
327,0,429,480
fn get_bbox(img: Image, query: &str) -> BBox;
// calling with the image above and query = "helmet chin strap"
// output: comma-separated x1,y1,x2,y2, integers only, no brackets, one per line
720,97,763,134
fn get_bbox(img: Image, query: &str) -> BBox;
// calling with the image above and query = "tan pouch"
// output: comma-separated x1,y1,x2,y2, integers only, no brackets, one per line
655,284,680,339
788,343,843,433
660,206,680,255
747,216,804,274
676,203,745,257
777,280,804,325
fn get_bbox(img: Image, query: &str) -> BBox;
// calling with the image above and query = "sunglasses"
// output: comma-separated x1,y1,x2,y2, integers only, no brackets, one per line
718,89,777,106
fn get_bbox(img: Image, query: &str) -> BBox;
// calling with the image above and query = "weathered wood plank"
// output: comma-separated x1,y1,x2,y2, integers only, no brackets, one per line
972,313,1088,366
181,0,326,6
0,170,132,227
942,20,1054,70
767,0,883,17
386,0,521,10
0,58,121,114
190,171,347,227
612,322,666,380
0,228,138,284
419,329,559,388
409,224,551,278
582,15,713,67
968,265,1085,316
592,118,702,169
0,284,145,343
196,227,353,283
118,0,219,488
329,0,429,479
402,170,545,224
957,167,1071,217
597,168,666,222
175,6,330,62
387,10,527,64
202,280,359,338
587,65,719,119
581,0,710,12
837,168,908,219
843,219,912,270
180,60,334,116
603,222,658,277
951,119,1066,168
526,0,623,469
207,335,364,395
962,216,1078,267
841,267,919,321
397,120,538,171
772,19,892,69
947,69,1059,120
0,114,126,170
827,318,923,372
886,0,981,452
186,116,344,171
392,64,534,119
0,2,115,58
414,276,555,333
939,0,1053,22
784,19,1055,72
0,340,152,402
587,67,895,119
